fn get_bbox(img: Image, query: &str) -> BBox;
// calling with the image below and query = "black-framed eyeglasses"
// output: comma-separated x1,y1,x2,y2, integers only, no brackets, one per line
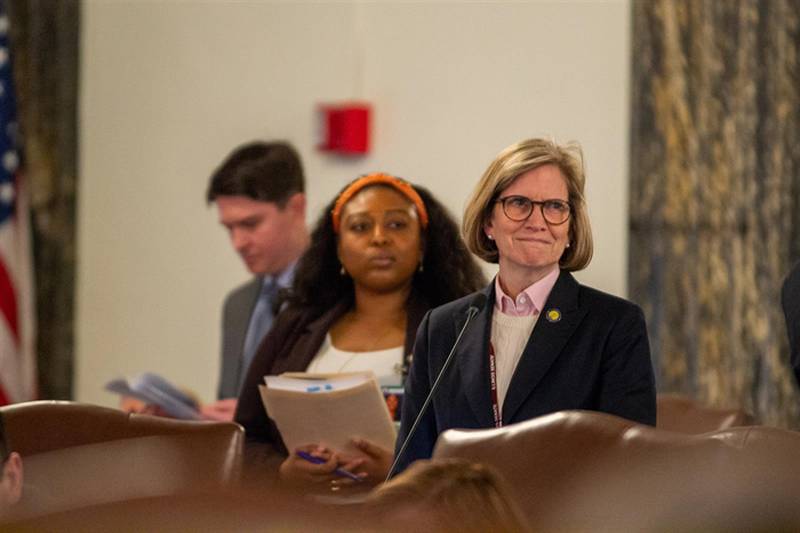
495,195,571,225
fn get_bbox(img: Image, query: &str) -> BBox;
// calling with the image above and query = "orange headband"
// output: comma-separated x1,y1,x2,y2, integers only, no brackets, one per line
331,173,430,233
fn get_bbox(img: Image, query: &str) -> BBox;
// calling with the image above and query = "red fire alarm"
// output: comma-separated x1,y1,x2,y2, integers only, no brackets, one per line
317,102,371,155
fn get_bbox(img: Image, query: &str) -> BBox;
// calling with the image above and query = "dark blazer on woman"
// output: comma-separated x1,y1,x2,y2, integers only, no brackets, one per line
234,291,431,460
394,271,656,473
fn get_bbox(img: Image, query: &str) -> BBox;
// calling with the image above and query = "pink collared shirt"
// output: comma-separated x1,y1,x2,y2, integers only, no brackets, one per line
494,266,560,317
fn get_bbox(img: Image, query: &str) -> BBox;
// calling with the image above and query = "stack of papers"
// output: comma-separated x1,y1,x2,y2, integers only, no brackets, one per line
259,371,396,456
264,373,372,393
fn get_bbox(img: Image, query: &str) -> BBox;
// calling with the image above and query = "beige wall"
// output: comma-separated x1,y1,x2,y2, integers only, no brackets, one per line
76,1,631,406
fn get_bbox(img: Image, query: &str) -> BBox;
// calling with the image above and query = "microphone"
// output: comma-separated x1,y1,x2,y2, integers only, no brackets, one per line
385,292,488,481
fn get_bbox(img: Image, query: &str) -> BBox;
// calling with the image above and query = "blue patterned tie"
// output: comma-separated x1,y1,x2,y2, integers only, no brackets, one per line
240,278,278,388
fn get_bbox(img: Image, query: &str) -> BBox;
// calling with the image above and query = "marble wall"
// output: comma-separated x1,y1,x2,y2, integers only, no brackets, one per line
630,0,800,426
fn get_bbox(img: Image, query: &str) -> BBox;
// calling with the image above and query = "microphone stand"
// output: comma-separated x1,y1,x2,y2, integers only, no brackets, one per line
384,300,484,482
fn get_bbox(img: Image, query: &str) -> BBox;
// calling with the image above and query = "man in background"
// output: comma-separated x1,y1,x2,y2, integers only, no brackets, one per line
202,141,309,420
782,261,800,388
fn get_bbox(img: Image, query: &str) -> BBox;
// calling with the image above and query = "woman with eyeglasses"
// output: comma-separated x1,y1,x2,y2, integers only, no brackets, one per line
393,138,656,474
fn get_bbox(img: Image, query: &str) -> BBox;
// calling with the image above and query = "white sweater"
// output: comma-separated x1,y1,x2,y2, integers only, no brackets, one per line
490,311,539,412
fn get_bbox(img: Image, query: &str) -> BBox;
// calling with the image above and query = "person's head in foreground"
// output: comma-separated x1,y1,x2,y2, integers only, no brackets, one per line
0,415,23,512
366,458,530,533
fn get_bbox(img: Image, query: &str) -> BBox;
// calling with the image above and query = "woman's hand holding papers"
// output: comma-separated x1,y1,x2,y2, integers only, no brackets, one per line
329,437,392,490
280,444,360,486
281,438,392,489
346,437,393,484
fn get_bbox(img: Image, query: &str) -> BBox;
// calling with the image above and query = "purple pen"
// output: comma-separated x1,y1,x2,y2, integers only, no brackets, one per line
296,450,363,482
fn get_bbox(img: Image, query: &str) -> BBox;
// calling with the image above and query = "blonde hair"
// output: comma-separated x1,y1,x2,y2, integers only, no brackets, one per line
462,138,593,271
367,459,530,533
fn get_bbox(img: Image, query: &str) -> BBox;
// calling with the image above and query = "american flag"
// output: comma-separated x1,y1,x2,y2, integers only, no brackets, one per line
0,3,36,405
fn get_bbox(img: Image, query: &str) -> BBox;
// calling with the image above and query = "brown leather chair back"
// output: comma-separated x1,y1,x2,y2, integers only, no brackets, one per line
657,393,755,434
432,410,731,523
433,410,800,530
547,424,800,532
709,424,800,463
1,400,242,456
0,401,244,517
6,488,366,532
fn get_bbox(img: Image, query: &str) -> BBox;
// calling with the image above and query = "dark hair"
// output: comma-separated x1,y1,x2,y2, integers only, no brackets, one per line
206,141,304,206
285,180,486,315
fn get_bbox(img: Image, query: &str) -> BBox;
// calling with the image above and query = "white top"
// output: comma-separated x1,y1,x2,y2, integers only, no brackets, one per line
490,311,539,412
306,334,404,387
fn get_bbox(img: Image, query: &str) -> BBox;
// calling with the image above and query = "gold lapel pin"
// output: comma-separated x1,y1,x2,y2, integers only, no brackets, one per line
545,308,562,323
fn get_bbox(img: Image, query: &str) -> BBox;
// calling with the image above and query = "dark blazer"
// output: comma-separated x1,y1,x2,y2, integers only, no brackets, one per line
218,277,261,399
781,261,800,387
394,271,656,473
234,291,431,457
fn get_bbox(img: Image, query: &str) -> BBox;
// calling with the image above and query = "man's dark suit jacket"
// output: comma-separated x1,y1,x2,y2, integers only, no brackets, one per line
394,271,656,473
218,278,261,399
781,261,800,387
234,292,431,459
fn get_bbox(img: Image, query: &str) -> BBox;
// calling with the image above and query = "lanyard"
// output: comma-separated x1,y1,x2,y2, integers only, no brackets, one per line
488,341,502,428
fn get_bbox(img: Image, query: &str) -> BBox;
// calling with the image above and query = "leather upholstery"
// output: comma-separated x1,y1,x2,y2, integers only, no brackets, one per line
0,401,244,517
433,410,800,527
1,400,243,457
656,393,755,433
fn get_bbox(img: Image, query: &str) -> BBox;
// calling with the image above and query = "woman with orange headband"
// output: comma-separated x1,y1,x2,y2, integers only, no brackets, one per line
234,173,485,487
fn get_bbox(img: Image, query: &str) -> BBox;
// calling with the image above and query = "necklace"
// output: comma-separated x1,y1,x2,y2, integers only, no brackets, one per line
313,334,404,381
